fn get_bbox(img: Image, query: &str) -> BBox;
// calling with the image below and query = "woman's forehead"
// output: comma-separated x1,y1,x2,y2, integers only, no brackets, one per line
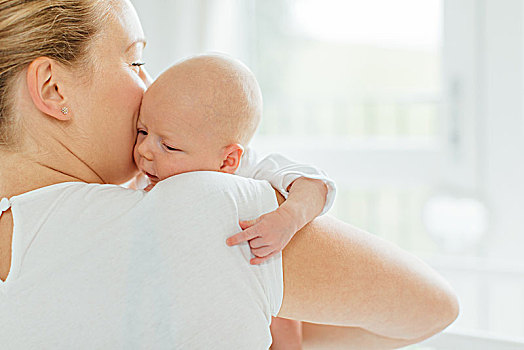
103,0,145,50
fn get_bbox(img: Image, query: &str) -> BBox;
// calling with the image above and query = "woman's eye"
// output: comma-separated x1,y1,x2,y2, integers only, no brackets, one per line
137,129,148,136
130,61,146,73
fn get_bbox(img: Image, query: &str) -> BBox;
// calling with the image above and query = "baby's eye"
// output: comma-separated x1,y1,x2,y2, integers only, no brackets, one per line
137,129,148,136
163,143,180,152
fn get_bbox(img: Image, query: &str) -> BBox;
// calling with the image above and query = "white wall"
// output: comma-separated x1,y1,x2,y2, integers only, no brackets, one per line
481,0,524,260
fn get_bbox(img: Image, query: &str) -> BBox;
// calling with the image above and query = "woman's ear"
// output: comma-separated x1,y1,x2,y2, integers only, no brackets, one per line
219,143,244,174
26,57,71,121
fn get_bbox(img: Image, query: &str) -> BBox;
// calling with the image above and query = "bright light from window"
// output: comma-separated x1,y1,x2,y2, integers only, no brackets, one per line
292,0,442,50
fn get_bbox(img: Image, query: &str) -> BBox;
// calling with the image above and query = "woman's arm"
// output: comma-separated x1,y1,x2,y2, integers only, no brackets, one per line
300,322,435,350
274,190,459,347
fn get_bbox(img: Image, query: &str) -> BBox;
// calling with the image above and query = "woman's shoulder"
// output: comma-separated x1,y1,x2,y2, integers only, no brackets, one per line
149,171,278,213
11,181,142,201
9,173,278,227
153,170,270,191
10,181,145,220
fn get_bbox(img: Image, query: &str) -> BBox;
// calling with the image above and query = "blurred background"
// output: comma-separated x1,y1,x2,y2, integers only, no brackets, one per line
131,0,524,348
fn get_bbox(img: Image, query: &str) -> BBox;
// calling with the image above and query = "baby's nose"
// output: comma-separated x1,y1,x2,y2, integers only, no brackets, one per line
137,141,154,161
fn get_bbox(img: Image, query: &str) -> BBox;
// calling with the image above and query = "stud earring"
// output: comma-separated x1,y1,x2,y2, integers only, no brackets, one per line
61,107,69,115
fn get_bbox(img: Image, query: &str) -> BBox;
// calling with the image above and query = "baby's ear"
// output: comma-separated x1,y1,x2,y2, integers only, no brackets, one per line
219,143,244,174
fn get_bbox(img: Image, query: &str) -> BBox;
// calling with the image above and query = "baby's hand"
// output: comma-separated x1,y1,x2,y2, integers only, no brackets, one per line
226,207,298,265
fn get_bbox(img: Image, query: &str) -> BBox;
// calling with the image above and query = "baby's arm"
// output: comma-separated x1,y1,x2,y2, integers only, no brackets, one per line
227,147,336,264
235,147,336,215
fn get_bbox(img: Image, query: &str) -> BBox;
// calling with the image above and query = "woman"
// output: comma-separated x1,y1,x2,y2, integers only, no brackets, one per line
0,0,458,348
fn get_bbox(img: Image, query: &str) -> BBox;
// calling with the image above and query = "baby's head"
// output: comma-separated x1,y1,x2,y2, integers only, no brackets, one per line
133,54,262,184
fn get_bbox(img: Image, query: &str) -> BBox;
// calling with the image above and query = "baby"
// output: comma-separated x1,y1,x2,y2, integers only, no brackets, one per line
132,54,335,349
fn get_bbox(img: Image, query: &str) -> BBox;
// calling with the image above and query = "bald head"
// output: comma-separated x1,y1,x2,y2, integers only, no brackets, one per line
145,54,263,147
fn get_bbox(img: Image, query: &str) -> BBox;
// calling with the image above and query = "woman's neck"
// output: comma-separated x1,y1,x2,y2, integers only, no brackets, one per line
0,151,93,198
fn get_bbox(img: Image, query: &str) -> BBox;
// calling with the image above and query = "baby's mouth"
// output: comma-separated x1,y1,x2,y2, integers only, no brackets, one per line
144,171,160,183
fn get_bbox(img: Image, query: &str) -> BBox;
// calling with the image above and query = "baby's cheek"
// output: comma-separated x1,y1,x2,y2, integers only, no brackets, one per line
160,158,192,179
161,162,182,178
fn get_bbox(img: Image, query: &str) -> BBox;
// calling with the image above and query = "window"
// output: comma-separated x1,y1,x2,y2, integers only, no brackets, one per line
250,0,445,258
254,0,442,140
133,0,524,344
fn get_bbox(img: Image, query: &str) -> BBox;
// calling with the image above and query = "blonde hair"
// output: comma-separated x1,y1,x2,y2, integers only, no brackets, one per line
0,0,112,148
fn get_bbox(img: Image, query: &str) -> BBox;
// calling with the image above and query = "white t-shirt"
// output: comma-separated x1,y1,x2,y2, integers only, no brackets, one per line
0,171,282,349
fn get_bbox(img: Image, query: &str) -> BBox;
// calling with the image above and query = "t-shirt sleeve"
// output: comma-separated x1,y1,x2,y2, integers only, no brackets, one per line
235,147,336,216
143,171,283,346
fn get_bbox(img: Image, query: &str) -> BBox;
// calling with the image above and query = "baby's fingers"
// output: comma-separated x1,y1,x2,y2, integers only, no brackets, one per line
226,228,259,246
248,237,268,249
239,217,261,230
250,245,273,258
250,251,280,265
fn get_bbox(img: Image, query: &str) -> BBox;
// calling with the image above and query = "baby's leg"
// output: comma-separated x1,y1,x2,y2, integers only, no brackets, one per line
270,316,302,350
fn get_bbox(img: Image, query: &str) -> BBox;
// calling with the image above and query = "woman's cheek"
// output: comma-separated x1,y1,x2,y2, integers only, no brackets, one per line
119,74,146,146
125,75,147,120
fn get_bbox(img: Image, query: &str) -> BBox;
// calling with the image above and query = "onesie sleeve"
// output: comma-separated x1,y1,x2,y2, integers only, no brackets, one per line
235,147,337,216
